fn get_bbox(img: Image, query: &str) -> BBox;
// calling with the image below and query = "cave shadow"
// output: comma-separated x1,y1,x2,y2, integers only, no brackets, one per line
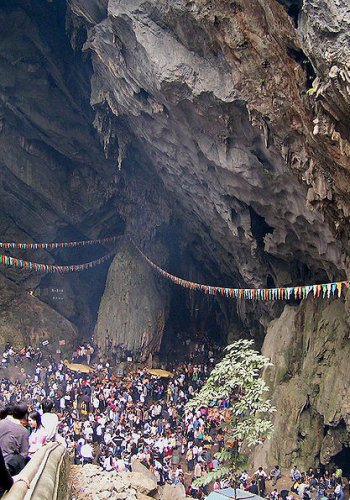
329,447,350,478
159,286,224,364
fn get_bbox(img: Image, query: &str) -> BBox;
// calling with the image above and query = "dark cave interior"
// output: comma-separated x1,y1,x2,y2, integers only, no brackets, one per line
329,447,350,477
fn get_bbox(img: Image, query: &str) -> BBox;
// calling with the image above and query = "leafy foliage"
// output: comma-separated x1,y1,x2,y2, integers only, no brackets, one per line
186,339,274,486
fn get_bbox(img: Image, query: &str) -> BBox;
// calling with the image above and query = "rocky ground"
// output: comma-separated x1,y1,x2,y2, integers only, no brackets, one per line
69,463,193,500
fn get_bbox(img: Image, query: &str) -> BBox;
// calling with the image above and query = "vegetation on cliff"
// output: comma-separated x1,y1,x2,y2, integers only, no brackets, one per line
187,339,274,485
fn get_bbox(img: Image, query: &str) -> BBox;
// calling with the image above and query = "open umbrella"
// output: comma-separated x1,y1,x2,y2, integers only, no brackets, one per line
64,361,94,374
146,368,174,378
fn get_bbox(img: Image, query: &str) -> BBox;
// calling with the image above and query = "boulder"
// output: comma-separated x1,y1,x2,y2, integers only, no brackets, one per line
132,460,158,484
161,483,186,500
137,493,155,500
128,471,158,496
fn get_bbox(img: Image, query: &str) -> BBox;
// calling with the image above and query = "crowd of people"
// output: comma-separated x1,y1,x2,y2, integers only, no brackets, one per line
0,335,224,497
234,465,346,500
0,335,347,500
1,343,43,367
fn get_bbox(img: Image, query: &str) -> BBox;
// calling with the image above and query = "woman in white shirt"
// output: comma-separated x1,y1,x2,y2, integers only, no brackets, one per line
28,411,47,458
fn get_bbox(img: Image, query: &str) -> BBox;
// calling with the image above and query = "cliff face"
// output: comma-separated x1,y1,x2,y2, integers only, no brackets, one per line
0,0,349,467
253,297,350,469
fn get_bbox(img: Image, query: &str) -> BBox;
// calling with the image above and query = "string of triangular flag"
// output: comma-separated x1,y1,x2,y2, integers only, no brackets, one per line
136,246,348,301
0,235,118,249
0,234,348,295
0,251,115,273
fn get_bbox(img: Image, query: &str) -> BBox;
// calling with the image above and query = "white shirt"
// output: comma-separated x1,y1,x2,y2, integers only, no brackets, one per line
80,443,93,459
41,412,59,441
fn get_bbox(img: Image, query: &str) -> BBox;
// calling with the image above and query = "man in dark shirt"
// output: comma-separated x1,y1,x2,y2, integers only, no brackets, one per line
0,403,29,475
248,480,259,495
113,431,124,456
0,445,13,497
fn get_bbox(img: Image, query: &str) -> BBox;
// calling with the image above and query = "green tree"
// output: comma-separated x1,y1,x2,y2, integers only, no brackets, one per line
186,339,274,487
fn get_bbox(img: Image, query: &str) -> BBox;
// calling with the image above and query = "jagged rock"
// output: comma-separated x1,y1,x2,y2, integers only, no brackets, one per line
127,471,158,496
253,297,350,469
70,465,148,499
0,274,78,349
132,460,158,484
68,0,349,371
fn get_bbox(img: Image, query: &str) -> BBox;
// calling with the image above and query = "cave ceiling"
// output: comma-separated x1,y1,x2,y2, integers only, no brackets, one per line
0,0,349,343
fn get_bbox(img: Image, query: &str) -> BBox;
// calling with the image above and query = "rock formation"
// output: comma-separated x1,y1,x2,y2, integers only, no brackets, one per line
94,241,168,360
70,463,191,499
253,296,350,468
0,0,349,468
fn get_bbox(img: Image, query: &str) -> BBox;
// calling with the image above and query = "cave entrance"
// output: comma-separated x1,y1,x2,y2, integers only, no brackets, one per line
329,447,350,477
159,285,224,364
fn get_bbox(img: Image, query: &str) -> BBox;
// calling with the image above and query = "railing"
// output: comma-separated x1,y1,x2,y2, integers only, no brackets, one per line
3,443,69,500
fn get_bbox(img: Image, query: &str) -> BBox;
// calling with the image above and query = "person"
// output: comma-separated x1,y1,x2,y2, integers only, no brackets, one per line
334,480,344,500
255,466,268,479
248,480,259,495
80,440,94,465
186,446,194,472
240,470,249,487
291,479,301,494
290,465,301,481
303,488,311,500
41,399,58,442
0,403,29,475
330,473,337,489
316,477,327,500
102,452,115,472
194,461,202,478
0,445,13,498
213,480,220,491
28,411,47,458
255,467,267,496
271,489,279,500
270,465,281,485
280,489,289,500
298,479,309,498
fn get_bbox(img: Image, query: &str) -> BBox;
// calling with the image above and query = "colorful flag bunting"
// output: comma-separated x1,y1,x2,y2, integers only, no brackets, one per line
0,251,115,273
135,245,349,302
0,235,119,250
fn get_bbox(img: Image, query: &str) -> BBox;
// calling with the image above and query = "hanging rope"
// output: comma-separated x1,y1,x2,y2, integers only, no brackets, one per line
136,246,348,301
0,251,115,273
0,235,119,250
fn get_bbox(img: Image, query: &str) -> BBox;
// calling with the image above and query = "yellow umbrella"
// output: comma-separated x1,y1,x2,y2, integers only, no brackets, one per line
64,361,94,374
147,368,174,378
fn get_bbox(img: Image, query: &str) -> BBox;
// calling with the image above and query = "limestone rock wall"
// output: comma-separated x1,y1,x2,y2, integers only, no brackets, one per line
253,297,350,469
0,0,349,467
94,241,168,360
69,0,350,284
297,0,350,237
0,273,78,350
67,0,350,374
0,2,172,348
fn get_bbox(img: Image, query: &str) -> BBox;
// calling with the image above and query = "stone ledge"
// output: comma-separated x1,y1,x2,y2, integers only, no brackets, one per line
3,443,69,500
